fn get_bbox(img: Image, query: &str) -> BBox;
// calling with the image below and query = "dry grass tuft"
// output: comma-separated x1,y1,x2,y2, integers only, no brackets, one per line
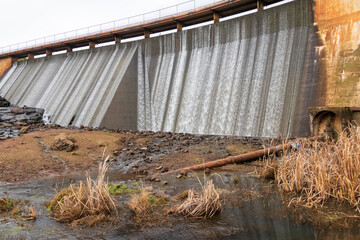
173,190,189,201
275,126,360,213
48,155,118,225
127,188,170,224
173,179,222,218
127,190,152,217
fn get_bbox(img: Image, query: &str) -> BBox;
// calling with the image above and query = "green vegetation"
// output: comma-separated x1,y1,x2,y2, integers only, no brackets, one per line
108,183,139,195
0,198,15,212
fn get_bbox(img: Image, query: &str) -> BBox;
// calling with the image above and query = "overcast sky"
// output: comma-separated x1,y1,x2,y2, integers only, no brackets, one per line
0,0,294,48
0,0,196,47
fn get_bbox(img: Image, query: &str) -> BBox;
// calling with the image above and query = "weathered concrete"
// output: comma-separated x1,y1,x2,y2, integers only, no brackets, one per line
0,57,13,78
308,106,354,137
115,36,121,44
144,31,151,39
89,41,96,49
315,0,360,107
213,12,220,23
176,23,183,32
66,45,73,53
46,49,52,56
99,53,138,130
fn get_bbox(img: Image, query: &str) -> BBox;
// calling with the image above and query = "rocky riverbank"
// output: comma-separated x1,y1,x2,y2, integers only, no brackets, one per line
0,96,44,140
0,125,268,182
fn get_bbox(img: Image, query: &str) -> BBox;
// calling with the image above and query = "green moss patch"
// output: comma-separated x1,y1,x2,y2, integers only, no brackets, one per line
108,183,139,195
0,198,15,212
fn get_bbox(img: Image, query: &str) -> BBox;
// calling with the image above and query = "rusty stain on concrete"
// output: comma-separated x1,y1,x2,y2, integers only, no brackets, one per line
0,57,12,78
315,0,360,107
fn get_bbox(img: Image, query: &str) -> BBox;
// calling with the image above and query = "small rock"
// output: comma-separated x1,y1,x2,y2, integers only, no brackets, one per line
11,107,24,114
154,178,160,182
1,123,13,128
13,121,27,126
144,186,153,191
163,181,168,185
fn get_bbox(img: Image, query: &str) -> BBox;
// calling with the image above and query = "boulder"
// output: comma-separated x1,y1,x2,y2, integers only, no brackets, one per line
0,96,10,107
50,134,78,152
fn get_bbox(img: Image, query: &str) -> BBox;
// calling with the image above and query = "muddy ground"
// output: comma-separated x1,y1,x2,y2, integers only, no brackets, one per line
0,125,268,182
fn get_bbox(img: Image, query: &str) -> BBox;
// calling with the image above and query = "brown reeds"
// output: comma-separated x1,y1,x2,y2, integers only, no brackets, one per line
48,156,118,225
174,179,221,218
127,189,152,217
274,126,360,213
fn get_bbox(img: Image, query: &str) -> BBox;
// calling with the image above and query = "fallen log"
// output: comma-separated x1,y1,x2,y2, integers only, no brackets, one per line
156,135,322,176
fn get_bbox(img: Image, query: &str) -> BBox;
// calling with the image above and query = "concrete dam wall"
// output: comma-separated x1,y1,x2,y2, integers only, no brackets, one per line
0,0,316,138
0,43,138,129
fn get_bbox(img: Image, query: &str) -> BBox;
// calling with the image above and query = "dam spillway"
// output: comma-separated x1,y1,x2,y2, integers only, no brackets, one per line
0,43,138,129
0,0,316,138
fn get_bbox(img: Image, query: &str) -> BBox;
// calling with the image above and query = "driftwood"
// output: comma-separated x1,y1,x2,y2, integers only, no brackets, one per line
157,135,322,176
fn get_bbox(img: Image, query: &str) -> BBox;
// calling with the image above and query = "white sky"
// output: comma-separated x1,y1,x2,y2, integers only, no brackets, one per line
0,0,294,48
0,0,193,47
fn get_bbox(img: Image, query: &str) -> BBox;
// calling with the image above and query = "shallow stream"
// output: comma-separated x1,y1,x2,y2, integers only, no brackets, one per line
0,170,359,239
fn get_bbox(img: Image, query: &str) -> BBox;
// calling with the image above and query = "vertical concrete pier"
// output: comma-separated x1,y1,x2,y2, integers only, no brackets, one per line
66,45,73,52
115,36,121,44
46,49,52,56
89,41,96,49
144,30,151,39
176,22,183,32
213,12,220,23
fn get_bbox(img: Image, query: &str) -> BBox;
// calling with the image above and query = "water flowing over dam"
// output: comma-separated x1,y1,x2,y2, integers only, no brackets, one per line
0,43,138,128
0,0,316,138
